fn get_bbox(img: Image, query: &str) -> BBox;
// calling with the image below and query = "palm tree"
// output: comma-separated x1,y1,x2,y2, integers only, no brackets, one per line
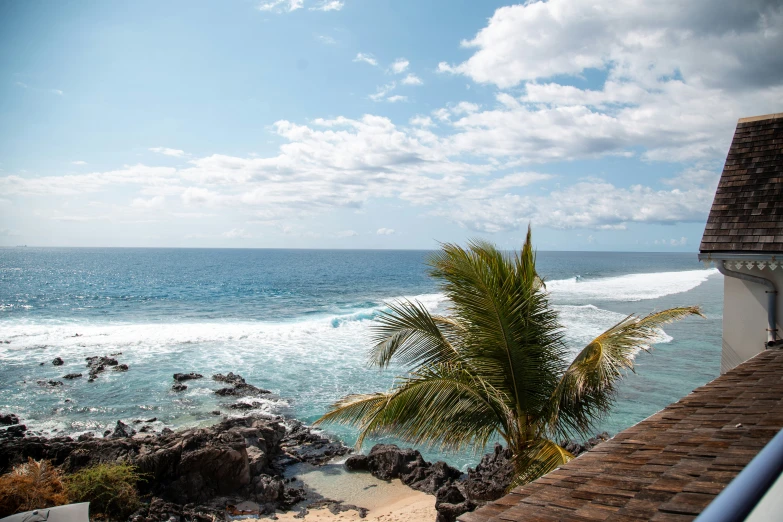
316,228,702,487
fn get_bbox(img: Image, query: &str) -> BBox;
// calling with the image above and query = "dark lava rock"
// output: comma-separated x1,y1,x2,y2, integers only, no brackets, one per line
130,497,224,522
0,414,20,426
85,355,120,380
229,402,262,410
210,410,221,416
280,420,350,466
37,380,63,387
77,432,95,441
212,372,246,385
463,443,515,502
52,357,64,366
172,383,188,392
110,420,136,438
113,363,130,372
0,424,27,439
138,426,153,433
63,373,82,380
174,372,203,382
215,382,271,398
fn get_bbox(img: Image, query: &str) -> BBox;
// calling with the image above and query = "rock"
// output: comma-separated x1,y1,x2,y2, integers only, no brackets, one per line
52,357,64,366
139,426,153,433
77,432,95,441
280,420,350,466
463,443,515,502
37,380,63,387
161,427,174,435
0,414,19,426
212,372,246,385
0,424,27,439
215,382,270,397
229,402,262,410
63,373,82,380
173,373,203,382
111,420,136,438
210,410,221,416
85,355,120,380
345,454,369,471
113,364,130,372
172,383,188,392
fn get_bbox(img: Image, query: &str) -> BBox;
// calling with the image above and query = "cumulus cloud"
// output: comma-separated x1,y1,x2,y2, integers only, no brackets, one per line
390,58,409,74
337,230,358,237
309,0,343,11
401,73,423,86
386,95,407,103
150,147,186,158
354,53,378,67
377,228,395,235
258,0,303,12
72,160,87,166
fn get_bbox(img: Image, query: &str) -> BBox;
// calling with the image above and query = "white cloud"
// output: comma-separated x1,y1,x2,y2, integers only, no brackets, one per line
390,58,409,74
369,82,396,102
131,195,165,209
150,147,186,158
337,229,358,237
442,0,783,90
377,228,395,235
223,228,252,239
386,95,407,103
309,0,343,11
409,115,434,127
258,0,303,12
354,53,378,67
316,34,337,45
51,89,64,96
401,73,423,86
71,160,87,166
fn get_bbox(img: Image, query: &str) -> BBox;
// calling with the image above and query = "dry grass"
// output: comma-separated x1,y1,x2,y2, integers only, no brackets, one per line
0,458,69,517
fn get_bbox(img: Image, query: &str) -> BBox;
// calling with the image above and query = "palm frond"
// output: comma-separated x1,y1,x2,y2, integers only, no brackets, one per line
508,438,574,489
316,364,510,452
549,306,704,439
369,299,465,369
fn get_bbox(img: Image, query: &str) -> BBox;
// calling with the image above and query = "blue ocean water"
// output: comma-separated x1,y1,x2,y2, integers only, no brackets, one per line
0,248,722,469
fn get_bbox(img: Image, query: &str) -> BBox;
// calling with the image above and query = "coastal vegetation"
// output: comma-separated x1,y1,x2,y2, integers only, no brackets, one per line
317,228,702,487
0,459,141,519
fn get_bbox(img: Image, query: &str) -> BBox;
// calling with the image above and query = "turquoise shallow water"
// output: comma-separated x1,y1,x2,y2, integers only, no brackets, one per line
0,248,722,469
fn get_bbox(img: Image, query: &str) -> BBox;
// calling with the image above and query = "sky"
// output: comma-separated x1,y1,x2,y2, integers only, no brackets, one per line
0,0,781,251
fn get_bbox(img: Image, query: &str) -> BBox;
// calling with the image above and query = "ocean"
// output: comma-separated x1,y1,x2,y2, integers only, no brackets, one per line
0,248,722,470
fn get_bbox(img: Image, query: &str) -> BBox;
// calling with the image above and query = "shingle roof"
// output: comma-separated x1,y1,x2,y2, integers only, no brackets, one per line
699,113,783,254
459,349,783,522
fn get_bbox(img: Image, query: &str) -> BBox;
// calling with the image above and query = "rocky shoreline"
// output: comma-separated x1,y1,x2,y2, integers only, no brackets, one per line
0,358,610,521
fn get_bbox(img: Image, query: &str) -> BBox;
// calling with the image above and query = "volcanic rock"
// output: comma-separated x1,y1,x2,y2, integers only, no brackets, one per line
212,372,246,385
52,357,64,366
174,372,203,382
63,373,83,379
172,383,188,392
0,414,19,426
113,363,129,372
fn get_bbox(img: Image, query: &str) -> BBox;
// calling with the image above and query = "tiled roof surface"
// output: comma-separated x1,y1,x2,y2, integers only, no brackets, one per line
459,349,783,522
700,113,783,254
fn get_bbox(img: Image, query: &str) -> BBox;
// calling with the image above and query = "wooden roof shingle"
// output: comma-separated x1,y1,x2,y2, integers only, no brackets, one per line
459,349,783,522
699,113,783,254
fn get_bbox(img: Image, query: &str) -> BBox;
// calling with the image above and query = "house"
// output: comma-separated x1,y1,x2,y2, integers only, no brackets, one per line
698,112,783,373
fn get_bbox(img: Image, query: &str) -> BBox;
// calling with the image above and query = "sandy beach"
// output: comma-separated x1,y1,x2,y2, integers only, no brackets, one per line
271,490,436,521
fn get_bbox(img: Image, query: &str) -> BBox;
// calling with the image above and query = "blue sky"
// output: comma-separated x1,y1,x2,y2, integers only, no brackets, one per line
1,0,781,250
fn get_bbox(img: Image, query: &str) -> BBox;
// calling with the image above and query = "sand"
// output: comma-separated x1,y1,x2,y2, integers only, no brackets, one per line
271,490,436,521
246,460,437,521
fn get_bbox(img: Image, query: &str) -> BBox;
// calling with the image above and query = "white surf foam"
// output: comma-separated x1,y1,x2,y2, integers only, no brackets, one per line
546,268,718,303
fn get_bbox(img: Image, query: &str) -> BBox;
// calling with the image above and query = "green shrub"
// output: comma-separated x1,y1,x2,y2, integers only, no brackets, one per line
65,462,142,520
0,458,69,517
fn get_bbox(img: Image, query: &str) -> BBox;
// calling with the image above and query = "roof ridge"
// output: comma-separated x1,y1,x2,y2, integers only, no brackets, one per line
737,112,783,123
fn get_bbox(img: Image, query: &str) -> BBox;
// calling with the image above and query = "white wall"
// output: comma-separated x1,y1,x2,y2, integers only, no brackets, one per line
722,265,783,373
